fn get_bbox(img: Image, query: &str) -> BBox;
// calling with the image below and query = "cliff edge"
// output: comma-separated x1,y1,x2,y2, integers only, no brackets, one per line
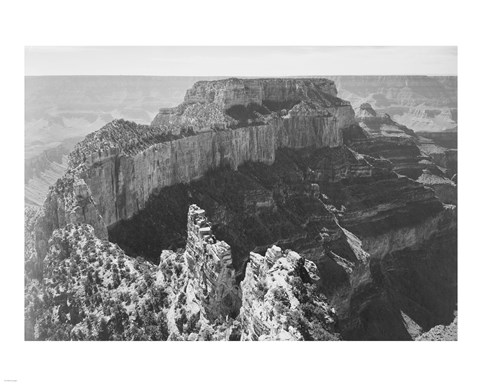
41,78,355,244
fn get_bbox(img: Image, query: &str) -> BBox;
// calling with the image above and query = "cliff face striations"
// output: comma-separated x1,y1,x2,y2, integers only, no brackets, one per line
65,78,355,228
343,103,457,204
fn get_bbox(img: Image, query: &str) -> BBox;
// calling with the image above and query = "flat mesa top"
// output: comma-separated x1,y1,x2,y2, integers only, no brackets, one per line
68,77,351,167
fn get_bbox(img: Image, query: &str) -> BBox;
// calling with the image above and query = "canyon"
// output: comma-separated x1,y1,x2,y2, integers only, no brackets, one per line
329,75,457,132
25,77,457,341
25,75,457,206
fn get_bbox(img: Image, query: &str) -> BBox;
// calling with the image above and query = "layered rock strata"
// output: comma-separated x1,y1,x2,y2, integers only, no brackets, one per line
345,103,438,179
68,79,354,229
328,75,457,132
343,103,457,204
35,78,355,256
184,204,240,317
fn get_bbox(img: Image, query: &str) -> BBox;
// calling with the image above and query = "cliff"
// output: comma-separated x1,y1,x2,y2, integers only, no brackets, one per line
106,141,456,339
52,78,355,231
151,77,346,130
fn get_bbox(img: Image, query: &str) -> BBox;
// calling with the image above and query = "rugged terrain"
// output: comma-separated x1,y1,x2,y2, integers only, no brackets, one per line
25,76,222,206
25,77,457,340
328,76,457,132
26,75,457,206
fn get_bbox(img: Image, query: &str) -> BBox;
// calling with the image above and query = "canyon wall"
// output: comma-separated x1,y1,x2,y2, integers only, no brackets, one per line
75,79,354,227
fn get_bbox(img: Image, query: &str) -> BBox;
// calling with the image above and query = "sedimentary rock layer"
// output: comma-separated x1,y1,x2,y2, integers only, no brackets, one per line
67,78,355,228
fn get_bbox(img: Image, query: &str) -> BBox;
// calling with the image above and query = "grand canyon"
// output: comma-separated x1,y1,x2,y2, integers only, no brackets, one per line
25,76,457,341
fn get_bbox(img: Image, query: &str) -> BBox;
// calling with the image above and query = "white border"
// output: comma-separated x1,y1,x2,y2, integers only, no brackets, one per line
2,0,479,383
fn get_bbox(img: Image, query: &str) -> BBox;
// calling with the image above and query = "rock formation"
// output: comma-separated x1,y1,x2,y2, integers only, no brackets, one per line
25,138,78,206
36,78,355,245
27,77,457,341
26,203,345,340
27,204,231,340
184,204,240,317
343,103,457,204
416,314,457,341
239,246,338,341
328,75,457,132
34,168,108,261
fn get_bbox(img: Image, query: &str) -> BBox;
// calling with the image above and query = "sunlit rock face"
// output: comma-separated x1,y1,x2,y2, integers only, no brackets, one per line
239,246,339,341
151,78,354,139
175,78,340,111
183,204,240,318
34,168,108,261
55,78,355,229
416,170,457,205
26,205,242,341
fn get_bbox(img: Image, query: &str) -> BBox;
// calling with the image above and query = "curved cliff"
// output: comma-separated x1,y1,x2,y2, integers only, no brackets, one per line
62,78,355,229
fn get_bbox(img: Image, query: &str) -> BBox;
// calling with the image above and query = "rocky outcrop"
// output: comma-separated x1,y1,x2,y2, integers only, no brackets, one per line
416,314,457,341
184,204,240,317
417,170,457,204
28,204,337,341
239,245,338,340
26,204,240,341
416,132,457,179
34,168,108,261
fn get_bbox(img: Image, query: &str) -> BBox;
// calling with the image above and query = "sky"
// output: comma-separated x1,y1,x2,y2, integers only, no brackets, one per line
25,46,457,76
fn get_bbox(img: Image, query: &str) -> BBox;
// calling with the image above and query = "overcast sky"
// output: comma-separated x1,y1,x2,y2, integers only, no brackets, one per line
25,46,457,76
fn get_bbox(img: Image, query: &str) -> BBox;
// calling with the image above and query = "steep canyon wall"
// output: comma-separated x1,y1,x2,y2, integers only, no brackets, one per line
78,80,354,228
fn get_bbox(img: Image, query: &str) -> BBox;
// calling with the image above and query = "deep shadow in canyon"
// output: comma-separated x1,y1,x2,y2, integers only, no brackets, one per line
108,145,457,340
